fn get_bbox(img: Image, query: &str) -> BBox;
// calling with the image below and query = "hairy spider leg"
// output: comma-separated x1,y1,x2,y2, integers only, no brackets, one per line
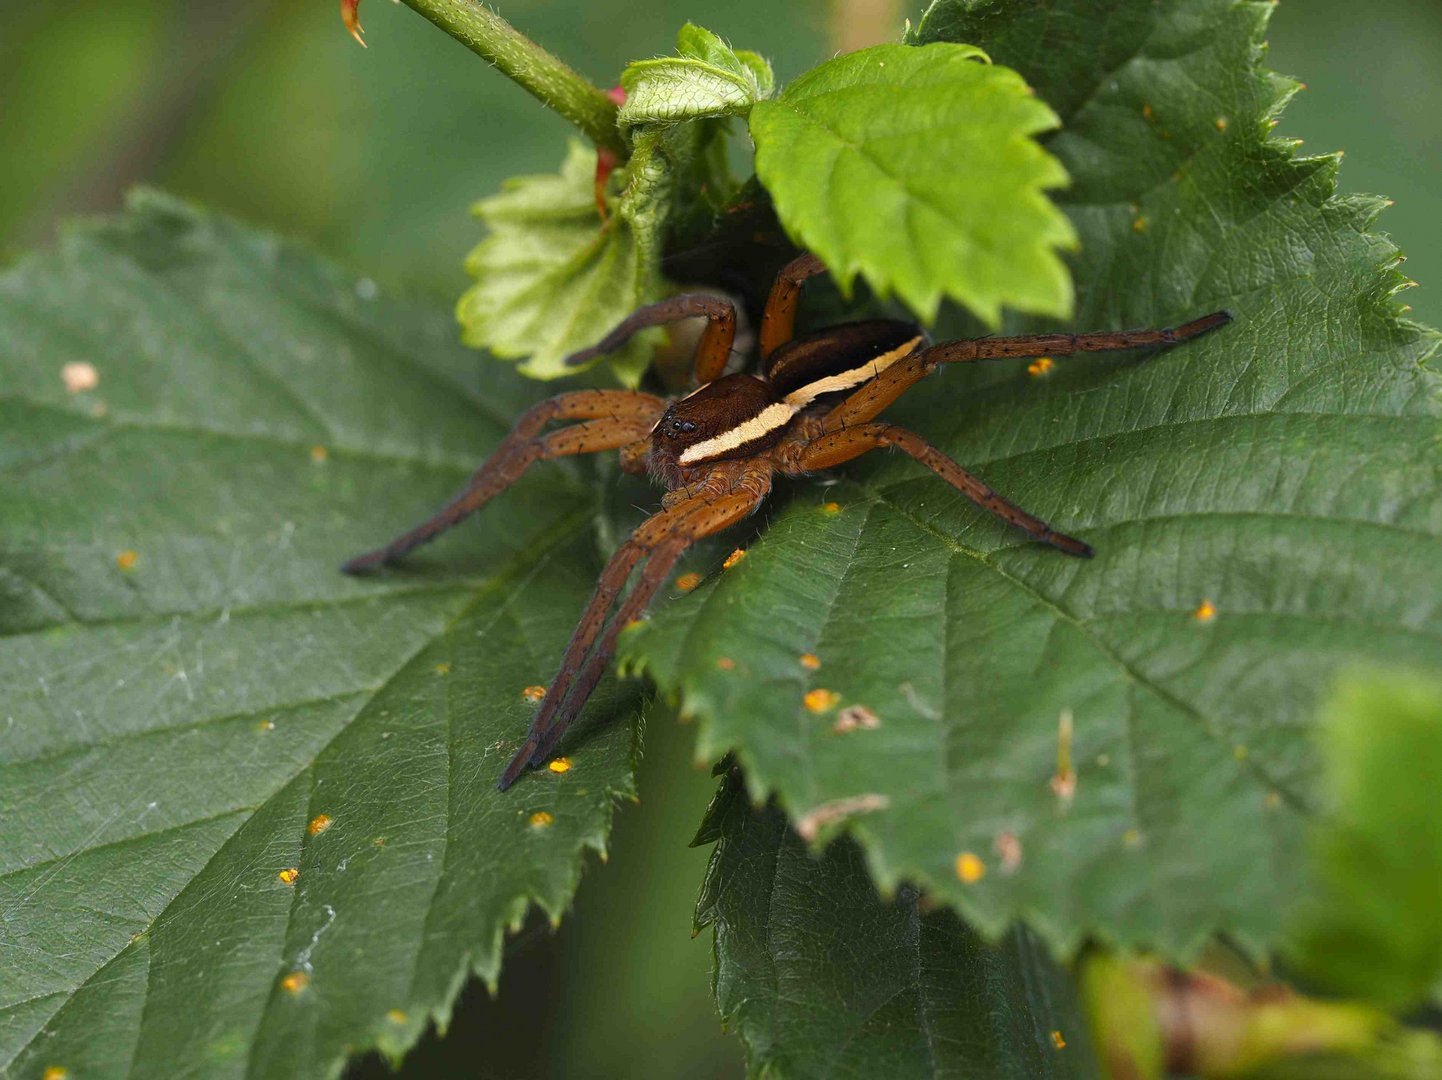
499,481,770,789
757,252,827,361
563,293,738,386
790,423,1093,557
819,311,1234,434
342,389,663,573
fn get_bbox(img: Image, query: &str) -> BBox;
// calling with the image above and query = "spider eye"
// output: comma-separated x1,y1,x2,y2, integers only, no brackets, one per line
665,418,698,437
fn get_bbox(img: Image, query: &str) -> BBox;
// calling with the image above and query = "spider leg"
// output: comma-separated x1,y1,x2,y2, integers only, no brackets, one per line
918,311,1232,366
343,390,663,572
818,310,1233,433
499,483,769,789
563,294,737,386
788,422,1093,557
758,252,827,360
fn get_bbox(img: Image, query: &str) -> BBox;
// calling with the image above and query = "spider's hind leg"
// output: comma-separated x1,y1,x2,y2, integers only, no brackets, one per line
342,390,663,573
788,422,1093,558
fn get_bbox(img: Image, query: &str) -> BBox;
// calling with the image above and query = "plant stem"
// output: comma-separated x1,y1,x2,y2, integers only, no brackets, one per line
396,0,626,156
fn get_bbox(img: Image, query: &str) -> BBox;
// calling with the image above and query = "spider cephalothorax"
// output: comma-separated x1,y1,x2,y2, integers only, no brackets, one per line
344,254,1230,788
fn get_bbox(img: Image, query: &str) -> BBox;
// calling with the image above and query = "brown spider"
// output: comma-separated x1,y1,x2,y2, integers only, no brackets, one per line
344,254,1230,789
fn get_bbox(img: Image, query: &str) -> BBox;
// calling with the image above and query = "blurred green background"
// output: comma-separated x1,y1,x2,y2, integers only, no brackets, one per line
3,1,1437,1076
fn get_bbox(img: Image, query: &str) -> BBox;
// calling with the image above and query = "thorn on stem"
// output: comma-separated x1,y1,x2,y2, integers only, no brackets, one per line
342,0,366,47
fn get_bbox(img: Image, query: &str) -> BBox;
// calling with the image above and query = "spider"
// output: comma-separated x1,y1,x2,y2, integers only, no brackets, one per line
344,254,1230,789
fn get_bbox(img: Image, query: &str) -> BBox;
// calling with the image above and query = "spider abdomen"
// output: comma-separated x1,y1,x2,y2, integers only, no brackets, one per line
764,319,925,407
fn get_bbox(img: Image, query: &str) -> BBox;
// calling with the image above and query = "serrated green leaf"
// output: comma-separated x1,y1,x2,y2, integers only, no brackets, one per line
696,795,1099,1080
1290,672,1442,1012
620,24,773,130
748,41,1076,326
624,0,1442,958
0,192,638,1079
457,140,659,384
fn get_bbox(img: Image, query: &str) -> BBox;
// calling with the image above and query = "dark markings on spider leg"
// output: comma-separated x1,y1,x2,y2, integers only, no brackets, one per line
342,391,662,572
791,423,1093,557
759,252,828,360
562,293,738,386
499,485,768,789
919,311,1232,365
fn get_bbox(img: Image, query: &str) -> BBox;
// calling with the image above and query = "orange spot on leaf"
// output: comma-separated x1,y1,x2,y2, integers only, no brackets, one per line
278,867,298,885
307,814,332,836
309,445,328,463
955,852,986,883
803,688,840,713
387,1009,408,1024
1051,1030,1067,1050
529,811,554,828
675,572,703,592
716,657,736,671
722,548,746,569
434,662,451,676
822,501,841,514
1027,356,1054,377
42,1068,69,1080
281,971,309,994
548,758,571,774
116,550,138,571
522,685,547,702
799,653,821,670
1194,599,1217,622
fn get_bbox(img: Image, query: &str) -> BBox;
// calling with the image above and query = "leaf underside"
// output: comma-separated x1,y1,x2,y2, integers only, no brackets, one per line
627,0,1442,959
696,795,1100,1080
457,141,657,383
0,192,639,1080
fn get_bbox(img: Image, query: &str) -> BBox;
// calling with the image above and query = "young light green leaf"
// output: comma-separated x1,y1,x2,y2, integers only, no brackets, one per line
1290,672,1442,1012
748,41,1076,326
0,192,638,1079
619,23,773,130
625,0,1442,958
697,793,1098,1080
457,140,660,383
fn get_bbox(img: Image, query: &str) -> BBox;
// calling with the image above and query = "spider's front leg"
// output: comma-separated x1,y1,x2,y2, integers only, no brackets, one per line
498,470,771,790
817,311,1233,434
564,293,738,386
342,389,662,573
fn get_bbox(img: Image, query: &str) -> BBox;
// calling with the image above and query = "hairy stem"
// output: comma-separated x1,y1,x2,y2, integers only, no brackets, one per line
394,0,626,155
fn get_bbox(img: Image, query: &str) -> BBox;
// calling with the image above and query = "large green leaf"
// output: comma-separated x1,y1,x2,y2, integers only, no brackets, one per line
696,789,1099,1080
625,0,1442,957
0,192,638,1079
748,41,1076,326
